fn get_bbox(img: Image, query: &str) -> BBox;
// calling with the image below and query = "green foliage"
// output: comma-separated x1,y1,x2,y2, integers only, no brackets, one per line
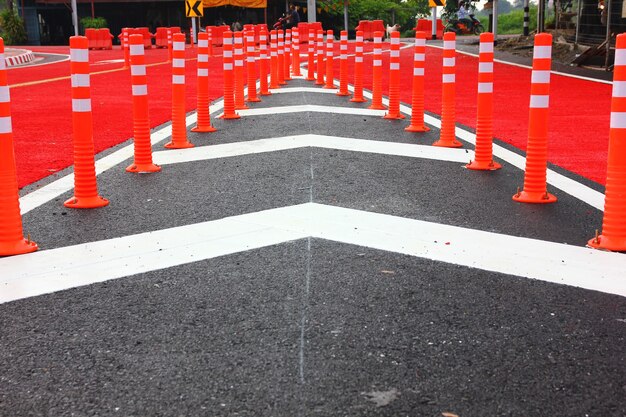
80,16,108,30
0,8,27,45
486,5,538,34
327,0,431,32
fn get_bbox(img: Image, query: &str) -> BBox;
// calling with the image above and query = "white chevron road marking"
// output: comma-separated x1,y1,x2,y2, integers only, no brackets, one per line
151,134,473,165
236,104,387,117
1,203,625,305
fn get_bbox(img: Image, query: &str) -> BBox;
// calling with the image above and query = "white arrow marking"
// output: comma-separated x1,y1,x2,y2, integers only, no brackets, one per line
1,203,625,305
151,134,473,165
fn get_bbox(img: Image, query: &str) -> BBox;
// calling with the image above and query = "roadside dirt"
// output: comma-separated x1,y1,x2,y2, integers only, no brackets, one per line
494,33,586,65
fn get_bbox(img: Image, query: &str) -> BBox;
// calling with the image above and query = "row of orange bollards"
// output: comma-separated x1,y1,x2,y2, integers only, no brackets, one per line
303,29,624,253
1,30,625,258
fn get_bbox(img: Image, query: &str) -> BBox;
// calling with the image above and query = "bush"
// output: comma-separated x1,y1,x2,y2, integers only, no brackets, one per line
80,17,108,30
478,6,538,34
0,8,27,45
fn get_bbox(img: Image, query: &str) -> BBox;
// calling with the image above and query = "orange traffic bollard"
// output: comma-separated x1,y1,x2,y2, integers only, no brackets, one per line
65,36,109,209
207,26,213,57
384,31,404,119
0,38,38,256
233,31,248,110
221,31,240,120
292,27,301,76
513,33,556,203
368,31,386,110
316,29,325,85
192,32,217,133
405,31,429,132
350,30,366,103
270,30,280,89
433,32,462,148
165,33,194,148
278,30,286,85
337,30,349,96
127,35,162,172
259,28,271,95
167,28,173,62
324,30,334,89
284,29,292,80
307,29,316,81
588,33,626,251
122,28,130,68
222,31,241,120
467,32,501,170
245,30,261,103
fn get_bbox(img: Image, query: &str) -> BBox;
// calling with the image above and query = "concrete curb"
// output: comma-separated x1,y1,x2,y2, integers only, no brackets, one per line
5,48,35,67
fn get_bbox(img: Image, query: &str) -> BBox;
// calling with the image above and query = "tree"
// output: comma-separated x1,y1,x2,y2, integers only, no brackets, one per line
0,8,27,45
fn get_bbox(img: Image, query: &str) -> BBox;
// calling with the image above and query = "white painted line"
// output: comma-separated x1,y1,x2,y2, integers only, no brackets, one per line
19,100,223,215
228,87,606,211
151,134,473,165
237,104,386,117
428,44,613,85
299,204,626,297
2,203,625,304
451,118,605,211
270,87,339,94
0,207,308,304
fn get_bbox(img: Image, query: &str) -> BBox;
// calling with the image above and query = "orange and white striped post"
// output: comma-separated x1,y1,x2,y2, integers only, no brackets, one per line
0,38,38,255
316,29,325,85
245,30,261,103
207,26,213,57
292,27,301,76
467,32,501,170
127,34,162,172
65,36,109,208
350,30,366,103
192,32,217,133
337,30,349,96
165,33,194,149
384,31,404,119
167,28,173,62
405,31,429,132
259,28,271,95
588,33,626,250
270,30,280,89
221,31,240,120
307,29,316,81
122,28,130,68
433,32,462,148
368,31,385,110
513,33,556,203
278,30,286,84
234,31,248,110
284,29,292,80
324,30,334,89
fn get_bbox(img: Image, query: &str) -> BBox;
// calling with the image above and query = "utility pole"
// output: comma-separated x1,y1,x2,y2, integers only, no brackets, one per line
71,0,79,36
307,0,316,22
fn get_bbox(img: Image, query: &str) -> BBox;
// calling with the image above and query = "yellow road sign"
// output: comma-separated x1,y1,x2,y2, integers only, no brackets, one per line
185,0,203,17
429,0,445,6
